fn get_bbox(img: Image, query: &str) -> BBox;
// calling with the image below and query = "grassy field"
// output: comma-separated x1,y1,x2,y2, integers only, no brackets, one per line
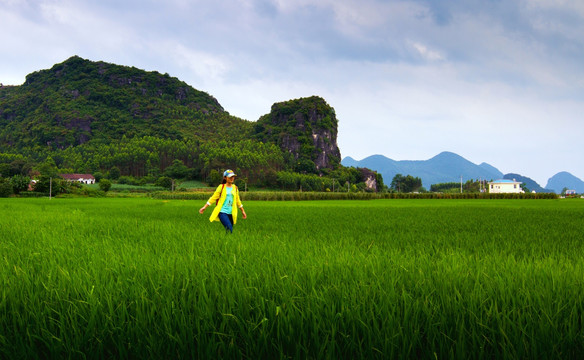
1,198,583,359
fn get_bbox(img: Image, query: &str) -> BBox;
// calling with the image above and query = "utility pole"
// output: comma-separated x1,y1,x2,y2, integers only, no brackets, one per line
49,177,52,200
460,175,463,193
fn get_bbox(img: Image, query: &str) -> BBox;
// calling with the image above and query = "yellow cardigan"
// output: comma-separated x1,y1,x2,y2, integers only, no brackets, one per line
206,184,243,224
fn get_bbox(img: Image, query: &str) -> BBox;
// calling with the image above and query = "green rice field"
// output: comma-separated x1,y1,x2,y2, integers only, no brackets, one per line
1,198,583,359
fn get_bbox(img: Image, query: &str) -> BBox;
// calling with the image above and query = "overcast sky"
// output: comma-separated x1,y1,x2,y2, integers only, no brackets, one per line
1,0,583,186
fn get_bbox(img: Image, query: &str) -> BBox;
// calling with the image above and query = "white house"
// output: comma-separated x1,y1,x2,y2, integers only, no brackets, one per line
60,174,96,184
487,179,524,194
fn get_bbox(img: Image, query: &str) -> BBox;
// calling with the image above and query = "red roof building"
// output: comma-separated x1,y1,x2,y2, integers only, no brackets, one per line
60,174,96,184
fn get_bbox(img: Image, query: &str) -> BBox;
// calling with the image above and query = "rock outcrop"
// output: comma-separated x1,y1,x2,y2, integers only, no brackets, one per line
254,96,341,173
360,168,379,191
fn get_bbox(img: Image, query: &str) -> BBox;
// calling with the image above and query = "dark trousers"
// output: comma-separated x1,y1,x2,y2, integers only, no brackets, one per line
218,212,234,233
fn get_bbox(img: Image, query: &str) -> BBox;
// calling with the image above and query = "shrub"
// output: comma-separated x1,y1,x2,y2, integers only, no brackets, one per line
72,186,105,197
163,159,190,179
33,176,65,197
99,179,112,192
9,175,30,194
117,176,141,185
206,170,222,187
108,166,121,180
0,179,13,197
155,176,173,190
93,172,104,183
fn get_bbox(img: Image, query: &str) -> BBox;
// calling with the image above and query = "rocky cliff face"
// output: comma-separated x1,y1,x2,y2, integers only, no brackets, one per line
360,168,379,191
254,96,341,173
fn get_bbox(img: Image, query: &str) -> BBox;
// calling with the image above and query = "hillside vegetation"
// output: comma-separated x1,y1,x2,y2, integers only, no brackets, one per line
0,56,250,149
0,56,380,192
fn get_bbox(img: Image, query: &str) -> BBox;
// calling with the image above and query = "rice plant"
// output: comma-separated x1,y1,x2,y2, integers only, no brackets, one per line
0,198,582,359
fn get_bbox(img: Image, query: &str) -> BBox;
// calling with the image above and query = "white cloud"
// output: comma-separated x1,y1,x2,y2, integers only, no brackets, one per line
527,0,584,17
0,0,583,184
410,42,445,61
167,43,231,84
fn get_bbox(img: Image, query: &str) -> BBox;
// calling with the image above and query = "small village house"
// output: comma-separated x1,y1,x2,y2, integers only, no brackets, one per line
27,179,37,191
487,179,524,194
60,174,96,184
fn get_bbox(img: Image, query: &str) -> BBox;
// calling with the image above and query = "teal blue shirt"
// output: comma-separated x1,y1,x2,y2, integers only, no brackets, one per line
220,186,233,214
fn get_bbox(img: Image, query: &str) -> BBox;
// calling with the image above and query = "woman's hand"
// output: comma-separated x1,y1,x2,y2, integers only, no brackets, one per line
199,206,207,214
241,208,247,219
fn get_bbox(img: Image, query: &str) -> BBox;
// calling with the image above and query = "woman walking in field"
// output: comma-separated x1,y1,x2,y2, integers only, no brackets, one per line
199,169,247,233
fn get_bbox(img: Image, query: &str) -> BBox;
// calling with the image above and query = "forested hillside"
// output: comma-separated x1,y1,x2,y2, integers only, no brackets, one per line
0,55,251,149
0,56,381,192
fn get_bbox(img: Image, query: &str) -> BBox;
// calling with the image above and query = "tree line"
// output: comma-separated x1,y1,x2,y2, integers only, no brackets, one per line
0,135,382,196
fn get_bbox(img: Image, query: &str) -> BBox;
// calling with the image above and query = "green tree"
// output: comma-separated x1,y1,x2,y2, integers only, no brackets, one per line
37,157,59,178
295,159,316,174
206,170,223,187
0,163,10,177
10,175,30,194
0,178,13,197
390,174,422,193
390,174,404,192
98,179,112,192
155,176,173,190
376,173,386,192
109,166,121,180
8,159,32,176
33,176,65,196
93,172,104,182
276,171,298,191
164,159,190,179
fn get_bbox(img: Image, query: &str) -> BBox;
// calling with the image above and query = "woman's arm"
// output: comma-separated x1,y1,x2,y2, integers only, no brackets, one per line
199,185,222,213
235,186,247,219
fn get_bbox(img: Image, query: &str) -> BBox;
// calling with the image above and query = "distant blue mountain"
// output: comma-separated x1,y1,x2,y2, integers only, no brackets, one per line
546,172,584,194
341,151,503,188
503,173,554,193
479,162,501,175
343,152,584,192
